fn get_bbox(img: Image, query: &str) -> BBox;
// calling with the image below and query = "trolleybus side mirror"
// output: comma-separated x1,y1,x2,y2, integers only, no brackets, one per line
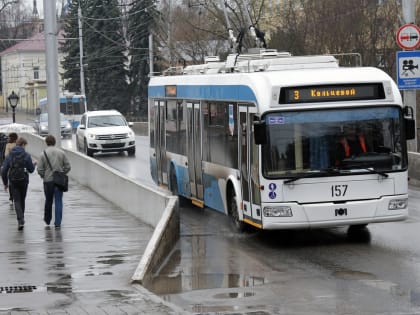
404,106,416,140
405,118,415,140
254,121,267,145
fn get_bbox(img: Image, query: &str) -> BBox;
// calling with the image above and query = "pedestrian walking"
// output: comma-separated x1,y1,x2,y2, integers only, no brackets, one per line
1,137,36,230
5,132,18,157
4,132,18,205
37,135,71,229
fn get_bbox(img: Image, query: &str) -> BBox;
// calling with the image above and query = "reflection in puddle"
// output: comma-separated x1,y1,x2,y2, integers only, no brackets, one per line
97,254,124,266
213,291,256,299
46,274,73,294
149,273,265,295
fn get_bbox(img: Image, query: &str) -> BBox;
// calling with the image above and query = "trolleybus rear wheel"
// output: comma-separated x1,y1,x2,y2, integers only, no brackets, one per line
170,167,186,207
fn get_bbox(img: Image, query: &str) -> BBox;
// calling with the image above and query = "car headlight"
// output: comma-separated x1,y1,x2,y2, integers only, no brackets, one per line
88,133,98,140
65,123,72,129
263,206,293,217
128,131,134,137
388,198,408,210
40,125,47,130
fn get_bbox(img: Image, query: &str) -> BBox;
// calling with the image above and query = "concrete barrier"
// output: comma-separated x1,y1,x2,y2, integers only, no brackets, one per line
22,132,178,285
408,152,420,187
132,122,148,136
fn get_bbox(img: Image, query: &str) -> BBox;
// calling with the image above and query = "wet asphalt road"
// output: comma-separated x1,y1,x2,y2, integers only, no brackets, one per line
0,172,184,314
91,135,420,315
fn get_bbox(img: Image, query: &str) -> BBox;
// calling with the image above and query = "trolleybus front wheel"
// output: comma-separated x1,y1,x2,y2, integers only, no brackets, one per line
228,191,246,232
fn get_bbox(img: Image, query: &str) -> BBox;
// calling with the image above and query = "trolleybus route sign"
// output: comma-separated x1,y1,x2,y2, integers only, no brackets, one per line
396,24,420,50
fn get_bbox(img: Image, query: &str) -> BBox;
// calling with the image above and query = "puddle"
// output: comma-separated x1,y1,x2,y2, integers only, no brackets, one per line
213,291,256,299
149,273,265,295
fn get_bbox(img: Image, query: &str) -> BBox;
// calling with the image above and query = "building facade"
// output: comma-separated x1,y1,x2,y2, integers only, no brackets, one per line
0,31,65,114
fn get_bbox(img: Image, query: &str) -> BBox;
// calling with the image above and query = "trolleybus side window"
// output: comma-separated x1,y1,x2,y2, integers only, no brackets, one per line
149,101,157,148
202,101,238,168
165,99,186,155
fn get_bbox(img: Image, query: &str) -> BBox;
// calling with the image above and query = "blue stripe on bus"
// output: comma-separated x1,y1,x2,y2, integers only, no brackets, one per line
171,162,225,212
203,173,225,213
149,85,257,102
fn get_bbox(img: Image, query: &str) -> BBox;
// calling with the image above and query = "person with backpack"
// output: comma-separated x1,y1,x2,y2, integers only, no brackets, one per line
1,137,36,230
4,132,18,205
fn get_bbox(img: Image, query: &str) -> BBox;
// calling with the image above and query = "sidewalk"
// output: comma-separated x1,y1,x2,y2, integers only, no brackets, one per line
0,111,187,314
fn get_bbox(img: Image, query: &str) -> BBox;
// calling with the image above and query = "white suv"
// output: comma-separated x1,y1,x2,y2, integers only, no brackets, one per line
76,110,136,157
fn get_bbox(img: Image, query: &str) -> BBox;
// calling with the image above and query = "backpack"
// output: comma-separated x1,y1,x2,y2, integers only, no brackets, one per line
8,154,26,183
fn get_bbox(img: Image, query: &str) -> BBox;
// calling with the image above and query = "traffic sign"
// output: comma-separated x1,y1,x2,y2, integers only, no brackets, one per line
396,24,420,50
397,50,420,89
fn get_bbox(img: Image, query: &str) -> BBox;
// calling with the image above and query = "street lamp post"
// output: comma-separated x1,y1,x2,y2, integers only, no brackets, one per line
8,91,19,124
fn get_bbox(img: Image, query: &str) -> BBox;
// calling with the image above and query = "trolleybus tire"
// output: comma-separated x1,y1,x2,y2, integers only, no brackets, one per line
347,224,370,242
348,224,368,231
170,167,186,207
229,191,246,232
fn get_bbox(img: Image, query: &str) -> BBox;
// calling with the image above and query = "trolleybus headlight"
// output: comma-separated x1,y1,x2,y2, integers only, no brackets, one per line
388,198,408,210
263,206,292,217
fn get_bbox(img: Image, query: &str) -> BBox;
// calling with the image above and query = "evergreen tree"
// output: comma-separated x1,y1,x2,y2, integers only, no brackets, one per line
127,0,159,119
61,0,83,94
82,0,129,113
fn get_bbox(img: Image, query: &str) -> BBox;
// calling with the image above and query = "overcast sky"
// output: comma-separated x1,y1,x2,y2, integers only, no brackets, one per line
23,0,65,18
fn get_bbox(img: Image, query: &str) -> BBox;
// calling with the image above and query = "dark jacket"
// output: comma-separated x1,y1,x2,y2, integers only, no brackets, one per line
1,145,35,186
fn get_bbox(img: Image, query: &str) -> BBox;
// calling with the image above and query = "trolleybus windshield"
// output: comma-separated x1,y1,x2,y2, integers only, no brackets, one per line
262,106,404,179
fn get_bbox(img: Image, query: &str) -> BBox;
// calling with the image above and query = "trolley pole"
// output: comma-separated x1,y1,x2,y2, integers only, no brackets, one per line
402,0,417,152
43,0,61,147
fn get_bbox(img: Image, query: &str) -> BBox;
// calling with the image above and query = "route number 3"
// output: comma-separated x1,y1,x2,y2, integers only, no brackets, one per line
331,184,348,197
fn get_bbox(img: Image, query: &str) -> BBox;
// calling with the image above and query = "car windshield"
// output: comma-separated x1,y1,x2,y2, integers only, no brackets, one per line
262,106,406,179
40,113,67,122
88,115,126,128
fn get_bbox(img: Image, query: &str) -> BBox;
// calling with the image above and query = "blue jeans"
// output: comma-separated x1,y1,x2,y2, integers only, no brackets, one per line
43,181,63,226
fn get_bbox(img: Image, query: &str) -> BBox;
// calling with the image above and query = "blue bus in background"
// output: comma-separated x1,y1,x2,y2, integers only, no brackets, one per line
39,94,86,130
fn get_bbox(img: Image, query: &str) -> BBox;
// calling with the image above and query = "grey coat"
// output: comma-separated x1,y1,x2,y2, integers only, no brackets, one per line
37,146,71,182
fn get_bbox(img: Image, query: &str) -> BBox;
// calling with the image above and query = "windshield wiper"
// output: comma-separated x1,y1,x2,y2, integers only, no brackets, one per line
284,167,341,184
349,167,389,178
284,166,389,184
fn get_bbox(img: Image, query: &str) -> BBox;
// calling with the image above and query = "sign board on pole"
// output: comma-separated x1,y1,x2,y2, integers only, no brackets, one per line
397,50,420,89
396,24,420,50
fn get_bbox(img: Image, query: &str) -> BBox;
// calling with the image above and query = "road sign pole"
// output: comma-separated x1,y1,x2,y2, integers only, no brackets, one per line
402,0,417,152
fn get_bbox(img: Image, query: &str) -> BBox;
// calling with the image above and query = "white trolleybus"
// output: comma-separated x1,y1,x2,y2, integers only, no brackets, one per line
148,51,415,232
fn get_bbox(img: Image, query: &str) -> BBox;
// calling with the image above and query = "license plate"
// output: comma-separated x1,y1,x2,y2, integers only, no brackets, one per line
104,139,122,144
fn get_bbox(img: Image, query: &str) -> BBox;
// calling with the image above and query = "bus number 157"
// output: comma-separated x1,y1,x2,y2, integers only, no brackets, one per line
331,185,348,197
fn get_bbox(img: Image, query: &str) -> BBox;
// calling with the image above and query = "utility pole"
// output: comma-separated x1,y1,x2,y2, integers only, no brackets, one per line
43,0,61,147
149,34,154,76
78,4,87,112
402,0,417,152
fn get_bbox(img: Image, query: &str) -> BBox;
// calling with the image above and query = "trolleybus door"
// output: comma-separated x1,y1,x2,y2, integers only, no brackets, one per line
187,102,204,205
239,105,262,224
154,100,167,186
